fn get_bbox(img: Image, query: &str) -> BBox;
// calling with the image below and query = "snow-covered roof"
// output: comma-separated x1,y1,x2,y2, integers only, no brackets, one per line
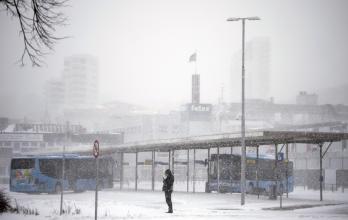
79,130,348,154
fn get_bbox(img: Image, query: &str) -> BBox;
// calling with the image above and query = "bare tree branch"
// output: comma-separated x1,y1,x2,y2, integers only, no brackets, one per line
0,0,68,66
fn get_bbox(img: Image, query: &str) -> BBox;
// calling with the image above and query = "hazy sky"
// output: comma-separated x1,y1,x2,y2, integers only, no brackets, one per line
1,0,348,118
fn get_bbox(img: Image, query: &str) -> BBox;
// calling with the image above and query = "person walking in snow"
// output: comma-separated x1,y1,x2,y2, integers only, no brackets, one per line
162,169,174,213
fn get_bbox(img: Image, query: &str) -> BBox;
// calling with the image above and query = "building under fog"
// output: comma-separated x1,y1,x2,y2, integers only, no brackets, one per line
232,37,271,100
45,55,99,116
63,55,99,109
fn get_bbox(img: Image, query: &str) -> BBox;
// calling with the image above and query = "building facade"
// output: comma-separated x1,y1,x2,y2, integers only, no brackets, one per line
45,54,99,116
63,55,99,109
232,37,271,100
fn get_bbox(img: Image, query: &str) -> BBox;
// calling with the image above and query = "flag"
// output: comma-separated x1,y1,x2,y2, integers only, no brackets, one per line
189,53,196,62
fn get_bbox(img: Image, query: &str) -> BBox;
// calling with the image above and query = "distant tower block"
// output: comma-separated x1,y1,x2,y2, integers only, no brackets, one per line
192,74,200,104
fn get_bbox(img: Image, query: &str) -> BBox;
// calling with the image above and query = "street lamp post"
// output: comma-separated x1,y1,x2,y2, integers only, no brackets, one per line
227,16,260,206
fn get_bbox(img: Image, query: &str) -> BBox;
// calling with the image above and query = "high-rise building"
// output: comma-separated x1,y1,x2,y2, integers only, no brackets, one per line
63,55,99,109
232,37,271,100
45,55,99,118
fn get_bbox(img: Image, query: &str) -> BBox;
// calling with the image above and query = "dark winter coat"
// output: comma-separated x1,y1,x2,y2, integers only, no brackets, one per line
162,169,174,192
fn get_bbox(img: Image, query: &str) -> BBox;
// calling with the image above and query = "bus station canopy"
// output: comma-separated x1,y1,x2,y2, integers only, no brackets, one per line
101,130,348,154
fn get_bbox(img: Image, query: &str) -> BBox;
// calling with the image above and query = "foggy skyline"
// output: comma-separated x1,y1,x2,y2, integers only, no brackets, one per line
1,0,348,119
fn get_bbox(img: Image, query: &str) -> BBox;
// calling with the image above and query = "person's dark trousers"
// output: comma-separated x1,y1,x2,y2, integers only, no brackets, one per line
165,191,173,213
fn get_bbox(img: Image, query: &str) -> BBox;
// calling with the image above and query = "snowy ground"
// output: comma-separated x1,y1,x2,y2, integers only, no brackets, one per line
1,184,348,220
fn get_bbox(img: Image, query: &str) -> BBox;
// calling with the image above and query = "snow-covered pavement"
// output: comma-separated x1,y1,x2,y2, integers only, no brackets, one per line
1,185,348,220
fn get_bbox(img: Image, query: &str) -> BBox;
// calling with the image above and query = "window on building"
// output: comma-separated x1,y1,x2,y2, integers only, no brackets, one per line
22,142,29,147
4,142,11,147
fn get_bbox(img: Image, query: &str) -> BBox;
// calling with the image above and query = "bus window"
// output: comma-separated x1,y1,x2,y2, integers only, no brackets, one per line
39,159,62,179
99,159,113,178
220,159,231,180
77,159,95,179
231,157,241,180
11,159,35,169
209,160,217,179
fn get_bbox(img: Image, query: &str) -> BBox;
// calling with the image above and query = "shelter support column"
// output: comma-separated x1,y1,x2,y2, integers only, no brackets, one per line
319,143,323,201
274,143,278,199
120,152,124,190
172,150,175,174
193,149,196,193
256,145,259,199
207,148,211,192
135,151,138,191
230,146,233,190
319,141,332,201
217,146,220,193
187,149,190,192
152,151,155,191
286,143,289,198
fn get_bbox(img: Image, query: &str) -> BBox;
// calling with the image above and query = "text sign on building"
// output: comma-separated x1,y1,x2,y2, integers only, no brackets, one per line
186,103,212,121
0,133,43,142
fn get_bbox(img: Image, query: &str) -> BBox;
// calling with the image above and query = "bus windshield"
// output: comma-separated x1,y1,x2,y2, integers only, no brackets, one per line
11,159,35,169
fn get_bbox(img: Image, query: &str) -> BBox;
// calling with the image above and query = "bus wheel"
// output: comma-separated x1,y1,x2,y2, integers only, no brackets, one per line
55,183,62,194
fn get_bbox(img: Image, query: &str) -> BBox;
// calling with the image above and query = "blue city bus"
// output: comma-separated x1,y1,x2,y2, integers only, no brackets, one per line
10,154,114,193
205,154,294,194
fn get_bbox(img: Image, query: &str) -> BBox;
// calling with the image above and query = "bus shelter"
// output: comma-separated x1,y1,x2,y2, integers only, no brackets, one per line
97,130,348,202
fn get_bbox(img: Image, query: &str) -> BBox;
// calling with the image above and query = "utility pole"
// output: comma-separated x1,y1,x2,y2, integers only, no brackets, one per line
227,16,260,206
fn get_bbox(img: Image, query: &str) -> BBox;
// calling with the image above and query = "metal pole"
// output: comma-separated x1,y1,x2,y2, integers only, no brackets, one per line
193,149,196,193
231,146,233,189
256,145,259,199
319,143,323,201
286,143,289,198
207,148,211,190
217,147,220,193
275,144,278,200
135,152,138,191
280,185,282,209
60,143,65,215
342,126,346,193
60,121,68,215
95,157,99,220
172,150,175,174
240,18,246,206
152,151,155,191
187,149,190,192
168,151,171,170
120,152,124,190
